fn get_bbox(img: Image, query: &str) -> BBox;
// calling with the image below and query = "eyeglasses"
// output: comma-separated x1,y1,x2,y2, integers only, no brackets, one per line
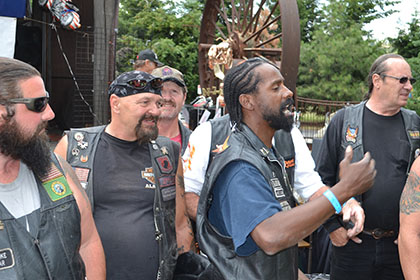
125,78,163,90
381,74,416,85
7,91,50,113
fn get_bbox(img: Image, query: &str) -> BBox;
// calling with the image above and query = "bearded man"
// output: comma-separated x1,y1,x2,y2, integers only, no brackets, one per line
0,57,105,279
54,71,195,280
196,58,377,280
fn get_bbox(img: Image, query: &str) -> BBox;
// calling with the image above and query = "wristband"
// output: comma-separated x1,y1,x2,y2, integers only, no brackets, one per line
342,197,356,208
323,189,342,214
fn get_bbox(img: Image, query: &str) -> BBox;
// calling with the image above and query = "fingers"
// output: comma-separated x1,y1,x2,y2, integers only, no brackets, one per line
350,236,362,244
341,146,353,166
330,227,349,247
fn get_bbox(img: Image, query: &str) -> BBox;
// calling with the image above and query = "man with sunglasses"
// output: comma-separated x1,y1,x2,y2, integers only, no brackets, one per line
55,70,195,280
316,53,420,279
152,66,191,154
0,57,105,279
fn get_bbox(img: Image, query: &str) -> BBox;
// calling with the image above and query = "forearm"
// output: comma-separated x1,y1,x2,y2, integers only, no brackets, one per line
399,227,420,280
253,182,353,254
80,237,106,279
185,192,199,221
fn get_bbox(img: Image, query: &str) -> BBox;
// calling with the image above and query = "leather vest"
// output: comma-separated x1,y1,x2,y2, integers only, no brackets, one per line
0,154,84,279
340,101,420,173
209,115,296,186
66,126,180,280
197,124,298,280
178,119,192,155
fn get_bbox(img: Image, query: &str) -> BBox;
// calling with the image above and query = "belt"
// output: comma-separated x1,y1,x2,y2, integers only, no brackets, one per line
362,228,395,239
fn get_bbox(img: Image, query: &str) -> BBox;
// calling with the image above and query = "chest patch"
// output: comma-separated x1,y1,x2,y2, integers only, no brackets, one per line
345,125,358,143
408,130,420,139
155,155,173,174
0,248,15,270
141,167,156,188
41,164,73,201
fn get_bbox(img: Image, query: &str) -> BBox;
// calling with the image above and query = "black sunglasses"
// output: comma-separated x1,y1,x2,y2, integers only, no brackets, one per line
125,78,163,90
381,74,416,85
7,91,50,113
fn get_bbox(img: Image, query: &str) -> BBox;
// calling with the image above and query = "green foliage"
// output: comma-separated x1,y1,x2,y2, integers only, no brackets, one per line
117,0,203,101
296,0,322,42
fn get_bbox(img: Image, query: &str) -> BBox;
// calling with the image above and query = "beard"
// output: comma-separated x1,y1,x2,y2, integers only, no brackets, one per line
136,113,159,145
263,98,295,132
0,119,51,177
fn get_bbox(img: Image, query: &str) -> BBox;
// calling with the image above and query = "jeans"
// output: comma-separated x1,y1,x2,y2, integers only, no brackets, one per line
330,235,403,280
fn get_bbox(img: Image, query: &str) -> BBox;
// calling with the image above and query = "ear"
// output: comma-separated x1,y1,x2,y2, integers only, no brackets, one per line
372,73,382,89
239,94,254,111
109,94,121,114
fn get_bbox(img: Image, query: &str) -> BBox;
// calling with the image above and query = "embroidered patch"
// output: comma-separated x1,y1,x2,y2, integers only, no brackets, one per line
161,186,176,201
408,130,420,139
159,175,175,188
141,167,156,185
284,159,295,169
0,248,15,270
74,167,90,187
211,135,230,154
345,126,358,143
155,156,173,174
161,146,169,155
43,176,73,202
280,201,291,211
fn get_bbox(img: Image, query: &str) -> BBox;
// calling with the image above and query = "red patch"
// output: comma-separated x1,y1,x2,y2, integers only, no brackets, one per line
156,155,173,174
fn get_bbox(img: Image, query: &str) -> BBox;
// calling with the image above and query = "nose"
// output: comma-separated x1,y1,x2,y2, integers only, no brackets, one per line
282,86,294,99
42,104,55,121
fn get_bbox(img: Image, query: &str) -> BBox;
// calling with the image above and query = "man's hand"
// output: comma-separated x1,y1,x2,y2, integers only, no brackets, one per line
342,198,364,239
338,146,376,196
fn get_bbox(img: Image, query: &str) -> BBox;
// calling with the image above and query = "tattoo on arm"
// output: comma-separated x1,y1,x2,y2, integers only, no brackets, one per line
177,174,185,190
400,170,420,215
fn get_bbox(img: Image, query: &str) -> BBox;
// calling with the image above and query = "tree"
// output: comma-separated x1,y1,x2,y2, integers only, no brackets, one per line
117,0,203,100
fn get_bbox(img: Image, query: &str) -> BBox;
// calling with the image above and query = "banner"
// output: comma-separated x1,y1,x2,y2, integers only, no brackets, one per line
0,16,16,58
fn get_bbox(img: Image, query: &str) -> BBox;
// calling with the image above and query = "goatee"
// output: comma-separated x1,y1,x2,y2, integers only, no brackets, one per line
263,98,295,132
0,119,51,177
136,114,159,145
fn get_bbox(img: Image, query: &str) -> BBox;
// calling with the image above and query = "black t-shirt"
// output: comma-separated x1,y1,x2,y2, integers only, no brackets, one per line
93,132,159,280
316,105,410,230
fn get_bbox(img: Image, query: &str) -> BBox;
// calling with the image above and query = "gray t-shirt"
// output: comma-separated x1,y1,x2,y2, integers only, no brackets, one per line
0,162,40,237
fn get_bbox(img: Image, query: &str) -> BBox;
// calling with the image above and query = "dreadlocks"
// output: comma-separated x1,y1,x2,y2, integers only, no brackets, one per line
223,58,268,128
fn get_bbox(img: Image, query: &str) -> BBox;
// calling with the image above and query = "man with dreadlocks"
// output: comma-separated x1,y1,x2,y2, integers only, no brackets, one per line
195,58,377,279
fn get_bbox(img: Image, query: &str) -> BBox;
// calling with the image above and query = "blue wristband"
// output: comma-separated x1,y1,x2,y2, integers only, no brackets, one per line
323,189,342,214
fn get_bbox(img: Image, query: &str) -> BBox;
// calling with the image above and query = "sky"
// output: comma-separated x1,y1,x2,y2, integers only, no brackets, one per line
364,0,419,40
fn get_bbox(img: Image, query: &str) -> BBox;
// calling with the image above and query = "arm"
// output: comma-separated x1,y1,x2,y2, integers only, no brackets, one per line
175,155,196,253
56,154,106,279
251,146,375,255
54,134,69,160
182,122,212,220
399,158,420,280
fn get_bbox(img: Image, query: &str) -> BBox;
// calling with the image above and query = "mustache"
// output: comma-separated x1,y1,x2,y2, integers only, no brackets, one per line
138,114,159,125
161,100,176,107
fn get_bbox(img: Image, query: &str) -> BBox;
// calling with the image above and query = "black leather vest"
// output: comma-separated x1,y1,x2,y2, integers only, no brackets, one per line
0,154,84,279
340,101,420,173
66,126,180,280
197,124,298,280
178,119,192,155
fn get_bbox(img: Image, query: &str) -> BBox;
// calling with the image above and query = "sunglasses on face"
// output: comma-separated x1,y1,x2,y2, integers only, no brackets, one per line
381,74,416,85
7,91,50,113
126,78,163,90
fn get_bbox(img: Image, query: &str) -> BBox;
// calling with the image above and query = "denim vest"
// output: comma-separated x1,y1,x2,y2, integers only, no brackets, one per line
197,124,298,280
0,154,84,279
66,126,179,280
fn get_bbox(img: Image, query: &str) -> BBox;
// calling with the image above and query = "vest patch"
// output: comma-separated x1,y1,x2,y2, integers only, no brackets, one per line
159,175,175,188
284,159,295,169
0,248,15,270
161,186,176,201
345,125,358,143
43,175,73,201
155,155,173,174
280,201,291,211
74,167,90,188
408,130,420,139
211,135,230,154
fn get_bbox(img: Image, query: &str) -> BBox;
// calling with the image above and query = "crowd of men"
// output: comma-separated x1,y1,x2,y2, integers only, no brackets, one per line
0,49,419,280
